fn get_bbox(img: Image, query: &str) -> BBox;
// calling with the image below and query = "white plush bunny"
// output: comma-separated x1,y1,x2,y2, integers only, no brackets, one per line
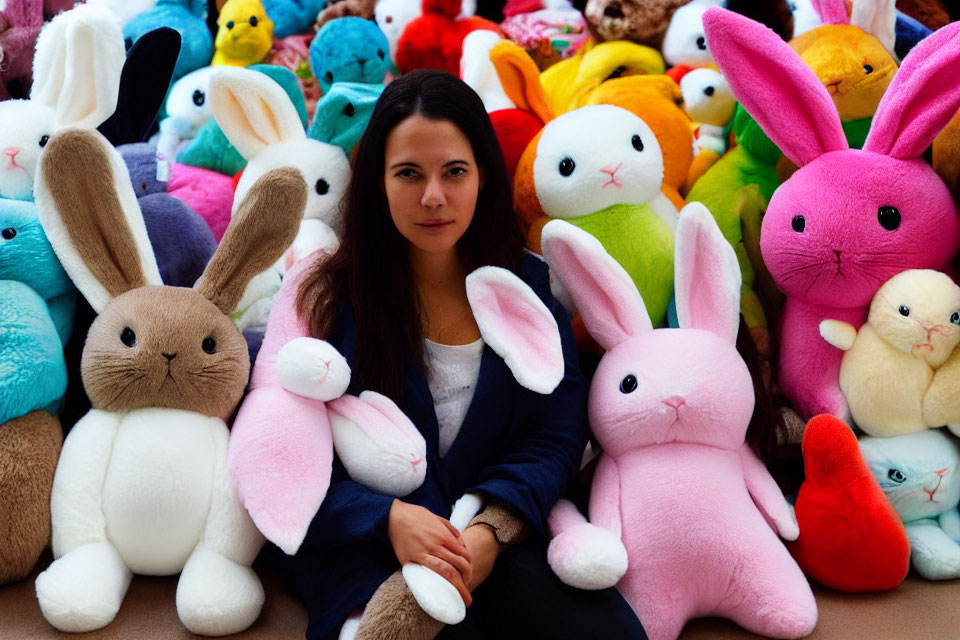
662,0,724,68
375,0,421,66
460,30,515,113
32,127,307,635
679,67,735,155
156,66,218,168
0,4,125,201
85,0,158,26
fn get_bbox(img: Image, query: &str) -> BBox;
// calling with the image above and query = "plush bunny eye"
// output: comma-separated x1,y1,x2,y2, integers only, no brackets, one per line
202,337,217,354
878,206,900,231
952,312,960,326
898,305,910,317
377,49,385,60
703,86,715,97
316,179,330,195
696,36,706,50
226,20,235,29
558,157,575,177
631,135,643,152
619,374,638,394
120,327,137,347
324,71,334,83
39,135,50,148
385,15,393,23
342,102,355,117
249,16,259,26
193,90,205,107
1,227,16,240
887,468,906,484
607,65,628,80
863,64,873,74
791,215,805,232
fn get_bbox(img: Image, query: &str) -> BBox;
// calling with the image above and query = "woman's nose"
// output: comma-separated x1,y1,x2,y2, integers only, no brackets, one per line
420,176,446,207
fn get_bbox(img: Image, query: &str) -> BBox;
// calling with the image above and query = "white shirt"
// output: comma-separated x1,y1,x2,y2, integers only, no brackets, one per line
423,337,485,457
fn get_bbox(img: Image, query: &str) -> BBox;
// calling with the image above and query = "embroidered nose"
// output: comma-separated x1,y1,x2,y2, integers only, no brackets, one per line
663,396,686,410
3,147,19,158
411,457,423,468
162,352,177,361
935,467,948,477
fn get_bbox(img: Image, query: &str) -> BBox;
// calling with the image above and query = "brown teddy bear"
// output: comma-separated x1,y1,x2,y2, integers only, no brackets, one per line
583,0,690,49
315,0,377,28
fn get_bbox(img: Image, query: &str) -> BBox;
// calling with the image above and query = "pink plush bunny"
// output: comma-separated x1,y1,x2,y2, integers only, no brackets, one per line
541,203,817,640
704,9,960,420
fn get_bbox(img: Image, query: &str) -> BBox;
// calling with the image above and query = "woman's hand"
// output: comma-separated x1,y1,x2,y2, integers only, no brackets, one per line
461,523,501,591
388,500,474,605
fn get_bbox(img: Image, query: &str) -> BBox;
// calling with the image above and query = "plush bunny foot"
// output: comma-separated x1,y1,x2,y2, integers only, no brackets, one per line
36,541,132,632
547,522,629,590
354,571,445,640
176,543,264,636
906,522,960,580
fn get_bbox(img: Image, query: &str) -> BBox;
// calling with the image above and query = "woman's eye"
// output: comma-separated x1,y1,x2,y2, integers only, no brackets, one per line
397,169,418,179
448,167,467,177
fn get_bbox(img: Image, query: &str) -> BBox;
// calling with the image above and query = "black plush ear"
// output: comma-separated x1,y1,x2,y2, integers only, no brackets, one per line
98,27,182,146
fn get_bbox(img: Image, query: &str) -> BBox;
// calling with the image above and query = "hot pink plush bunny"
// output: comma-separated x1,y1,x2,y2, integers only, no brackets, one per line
703,9,960,420
541,203,817,640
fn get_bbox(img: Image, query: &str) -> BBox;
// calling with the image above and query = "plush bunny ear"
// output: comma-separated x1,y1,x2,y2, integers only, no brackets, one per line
811,0,849,24
34,128,163,312
465,266,563,395
98,27,181,146
674,202,741,343
703,7,848,168
850,0,896,57
490,40,553,124
863,21,960,160
31,4,126,130
541,220,651,352
209,66,307,160
195,167,306,314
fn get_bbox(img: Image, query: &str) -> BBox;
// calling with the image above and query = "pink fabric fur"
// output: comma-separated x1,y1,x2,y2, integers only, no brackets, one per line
542,204,817,640
704,9,960,419
0,0,43,92
811,0,850,25
166,163,235,242
228,255,334,555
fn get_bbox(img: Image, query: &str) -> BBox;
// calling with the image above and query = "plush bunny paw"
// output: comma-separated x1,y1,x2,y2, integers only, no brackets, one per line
276,337,351,401
402,563,465,625
547,522,628,590
327,391,427,497
176,544,264,636
36,542,132,633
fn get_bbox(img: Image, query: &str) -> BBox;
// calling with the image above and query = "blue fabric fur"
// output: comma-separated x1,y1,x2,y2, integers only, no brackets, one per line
894,11,933,61
307,82,384,154
309,17,391,94
264,0,329,38
124,0,214,82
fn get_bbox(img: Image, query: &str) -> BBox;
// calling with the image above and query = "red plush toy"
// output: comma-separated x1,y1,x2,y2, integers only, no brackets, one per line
789,415,911,592
395,0,501,76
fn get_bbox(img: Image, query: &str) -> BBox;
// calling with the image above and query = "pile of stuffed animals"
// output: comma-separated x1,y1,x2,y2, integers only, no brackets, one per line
3,0,960,638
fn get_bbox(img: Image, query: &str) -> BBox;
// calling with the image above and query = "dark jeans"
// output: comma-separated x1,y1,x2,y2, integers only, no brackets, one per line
435,539,648,640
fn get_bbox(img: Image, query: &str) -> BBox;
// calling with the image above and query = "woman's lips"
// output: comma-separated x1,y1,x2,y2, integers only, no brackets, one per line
416,219,454,230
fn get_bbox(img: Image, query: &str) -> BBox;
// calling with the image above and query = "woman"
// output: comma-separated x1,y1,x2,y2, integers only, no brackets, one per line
257,69,648,639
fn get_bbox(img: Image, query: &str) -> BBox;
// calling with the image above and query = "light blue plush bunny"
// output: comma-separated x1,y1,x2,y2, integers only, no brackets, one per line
124,0,214,82
307,81,384,155
309,17,391,95
860,429,960,580
0,199,75,345
0,199,72,422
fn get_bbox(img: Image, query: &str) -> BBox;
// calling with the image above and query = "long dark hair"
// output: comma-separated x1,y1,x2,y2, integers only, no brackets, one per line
297,69,524,400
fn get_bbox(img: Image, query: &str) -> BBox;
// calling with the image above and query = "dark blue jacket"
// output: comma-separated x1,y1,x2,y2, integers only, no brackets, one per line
280,253,589,640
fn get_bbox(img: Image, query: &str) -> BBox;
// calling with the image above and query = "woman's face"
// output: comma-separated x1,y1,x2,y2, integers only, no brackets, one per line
384,115,480,258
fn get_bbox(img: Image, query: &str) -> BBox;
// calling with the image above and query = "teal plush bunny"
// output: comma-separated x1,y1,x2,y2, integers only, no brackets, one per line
307,81,384,155
309,17,391,94
860,429,960,580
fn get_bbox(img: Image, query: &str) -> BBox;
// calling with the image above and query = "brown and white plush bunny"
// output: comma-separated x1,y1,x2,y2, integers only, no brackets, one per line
32,127,306,635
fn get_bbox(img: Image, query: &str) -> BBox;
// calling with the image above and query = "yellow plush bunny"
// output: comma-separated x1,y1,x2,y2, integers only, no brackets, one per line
213,0,275,67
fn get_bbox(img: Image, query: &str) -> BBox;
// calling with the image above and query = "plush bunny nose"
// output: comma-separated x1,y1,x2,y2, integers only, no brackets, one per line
162,352,177,361
663,396,686,410
3,147,19,158
935,467,949,477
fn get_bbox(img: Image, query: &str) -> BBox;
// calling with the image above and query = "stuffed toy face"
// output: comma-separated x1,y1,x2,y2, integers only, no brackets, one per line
867,269,960,368
662,0,723,67
214,0,274,66
679,67,735,127
310,16,391,94
0,100,53,201
584,0,690,48
533,104,664,220
374,0,420,63
860,429,960,523
165,66,217,134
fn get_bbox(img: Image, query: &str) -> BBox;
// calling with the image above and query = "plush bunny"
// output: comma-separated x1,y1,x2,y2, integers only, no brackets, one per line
662,0,723,67
860,429,960,580
32,126,307,634
306,82,384,156
677,67,734,155
461,30,515,113
212,0,274,67
156,66,218,165
0,4,125,201
375,0,422,65
311,17,392,95
703,8,960,420
85,0,159,26
820,269,960,437
541,204,816,640
123,0,214,81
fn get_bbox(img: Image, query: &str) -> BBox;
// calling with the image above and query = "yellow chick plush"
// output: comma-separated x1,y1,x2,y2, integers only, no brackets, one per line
213,0,275,67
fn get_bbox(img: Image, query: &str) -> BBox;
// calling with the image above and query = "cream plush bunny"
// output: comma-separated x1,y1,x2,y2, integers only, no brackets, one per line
820,269,960,437
32,127,307,635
